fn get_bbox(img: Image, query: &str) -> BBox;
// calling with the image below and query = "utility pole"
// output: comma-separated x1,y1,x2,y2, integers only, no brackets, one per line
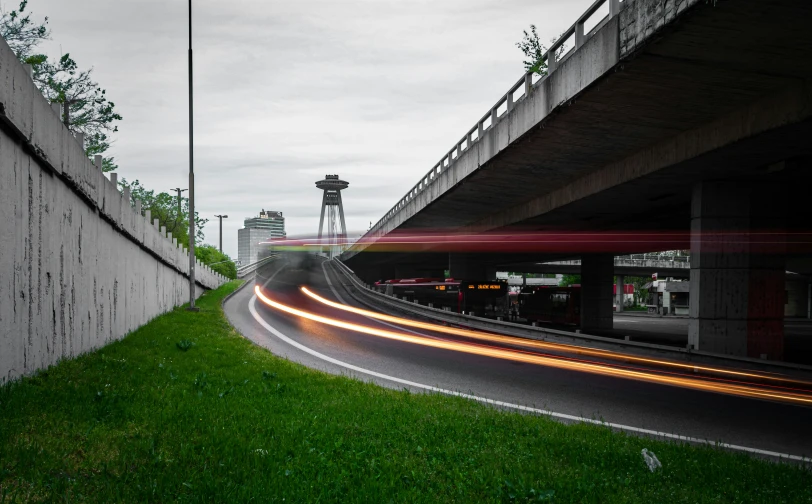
214,214,228,252
187,0,198,312
171,188,187,218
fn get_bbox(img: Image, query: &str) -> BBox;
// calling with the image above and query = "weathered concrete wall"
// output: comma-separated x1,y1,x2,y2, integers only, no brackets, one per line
619,0,699,57
0,37,226,384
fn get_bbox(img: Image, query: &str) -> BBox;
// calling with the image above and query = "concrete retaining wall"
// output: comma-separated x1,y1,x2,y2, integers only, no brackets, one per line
0,37,226,384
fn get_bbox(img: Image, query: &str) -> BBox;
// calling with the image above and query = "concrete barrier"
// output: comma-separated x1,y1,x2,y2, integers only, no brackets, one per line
0,36,224,384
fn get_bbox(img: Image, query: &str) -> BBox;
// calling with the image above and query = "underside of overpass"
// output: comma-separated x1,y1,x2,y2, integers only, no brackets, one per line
344,0,812,361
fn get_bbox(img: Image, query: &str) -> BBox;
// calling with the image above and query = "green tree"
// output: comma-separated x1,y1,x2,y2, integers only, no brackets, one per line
558,274,580,287
0,0,49,60
624,275,651,307
118,178,208,245
28,53,122,172
194,245,237,279
1,1,121,172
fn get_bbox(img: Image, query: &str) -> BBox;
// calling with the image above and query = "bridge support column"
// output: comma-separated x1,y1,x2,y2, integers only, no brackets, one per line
616,274,625,312
581,254,614,332
688,181,785,359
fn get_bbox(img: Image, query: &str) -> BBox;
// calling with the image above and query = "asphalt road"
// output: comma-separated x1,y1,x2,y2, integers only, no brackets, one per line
224,258,812,461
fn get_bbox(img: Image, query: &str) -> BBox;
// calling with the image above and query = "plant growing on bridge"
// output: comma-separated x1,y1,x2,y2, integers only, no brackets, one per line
0,1,122,173
516,25,568,77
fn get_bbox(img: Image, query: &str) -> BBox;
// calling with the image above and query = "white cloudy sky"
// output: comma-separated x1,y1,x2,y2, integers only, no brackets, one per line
22,0,593,258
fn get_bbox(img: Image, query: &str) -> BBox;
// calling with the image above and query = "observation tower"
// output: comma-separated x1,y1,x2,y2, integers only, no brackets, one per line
316,175,349,254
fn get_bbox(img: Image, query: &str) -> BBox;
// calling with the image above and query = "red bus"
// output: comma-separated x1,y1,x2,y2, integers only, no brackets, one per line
373,278,508,318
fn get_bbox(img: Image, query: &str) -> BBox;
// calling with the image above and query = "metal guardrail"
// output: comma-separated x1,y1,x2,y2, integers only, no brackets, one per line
236,254,277,279
362,0,624,242
545,256,691,267
621,254,690,263
329,258,812,374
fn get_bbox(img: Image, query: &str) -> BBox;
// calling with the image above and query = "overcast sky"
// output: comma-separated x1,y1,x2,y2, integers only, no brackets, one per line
23,0,593,258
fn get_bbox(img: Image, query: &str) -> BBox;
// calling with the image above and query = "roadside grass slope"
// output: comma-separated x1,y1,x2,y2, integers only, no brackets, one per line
1,281,809,503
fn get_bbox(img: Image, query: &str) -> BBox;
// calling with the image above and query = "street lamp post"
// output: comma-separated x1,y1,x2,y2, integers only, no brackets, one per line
187,0,198,312
214,214,228,253
171,187,187,218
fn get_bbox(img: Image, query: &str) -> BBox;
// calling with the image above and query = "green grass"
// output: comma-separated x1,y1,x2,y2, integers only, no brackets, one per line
1,281,809,503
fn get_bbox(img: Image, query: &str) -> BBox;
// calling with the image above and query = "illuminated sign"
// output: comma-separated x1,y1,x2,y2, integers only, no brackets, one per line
435,285,446,291
472,284,502,290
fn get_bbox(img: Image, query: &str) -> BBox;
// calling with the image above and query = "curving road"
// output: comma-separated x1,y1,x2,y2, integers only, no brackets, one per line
224,257,812,461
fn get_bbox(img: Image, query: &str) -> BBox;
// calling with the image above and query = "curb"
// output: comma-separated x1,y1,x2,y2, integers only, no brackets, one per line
220,275,253,310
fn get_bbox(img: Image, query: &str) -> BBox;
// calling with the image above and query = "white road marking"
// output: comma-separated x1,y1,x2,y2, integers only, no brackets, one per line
246,262,811,463
320,261,446,340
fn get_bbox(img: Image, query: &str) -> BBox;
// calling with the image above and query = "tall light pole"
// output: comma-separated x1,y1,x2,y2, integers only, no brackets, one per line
187,0,198,311
171,188,187,218
214,214,228,253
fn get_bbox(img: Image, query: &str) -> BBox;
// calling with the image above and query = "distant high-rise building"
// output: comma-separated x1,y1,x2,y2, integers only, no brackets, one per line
237,209,286,265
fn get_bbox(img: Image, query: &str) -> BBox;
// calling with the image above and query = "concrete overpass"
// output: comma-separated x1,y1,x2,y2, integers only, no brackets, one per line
343,0,812,361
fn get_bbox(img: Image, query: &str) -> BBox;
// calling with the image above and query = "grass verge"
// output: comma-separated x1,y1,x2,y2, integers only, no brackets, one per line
1,281,810,503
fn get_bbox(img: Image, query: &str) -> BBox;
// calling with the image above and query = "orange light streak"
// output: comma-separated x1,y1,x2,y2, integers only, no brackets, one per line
299,286,811,387
255,286,812,405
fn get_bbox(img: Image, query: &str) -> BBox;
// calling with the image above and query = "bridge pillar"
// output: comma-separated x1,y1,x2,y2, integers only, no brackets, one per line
688,181,786,359
616,274,625,312
581,254,614,332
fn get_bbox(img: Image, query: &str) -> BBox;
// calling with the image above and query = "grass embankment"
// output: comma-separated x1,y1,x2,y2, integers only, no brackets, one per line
1,282,809,503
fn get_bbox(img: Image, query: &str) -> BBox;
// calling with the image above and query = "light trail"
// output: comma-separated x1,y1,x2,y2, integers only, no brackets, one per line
260,230,812,254
255,286,812,406
299,286,812,387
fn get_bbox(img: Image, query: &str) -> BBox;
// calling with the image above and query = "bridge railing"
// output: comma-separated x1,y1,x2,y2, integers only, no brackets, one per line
236,254,277,279
619,254,690,263
360,0,624,244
